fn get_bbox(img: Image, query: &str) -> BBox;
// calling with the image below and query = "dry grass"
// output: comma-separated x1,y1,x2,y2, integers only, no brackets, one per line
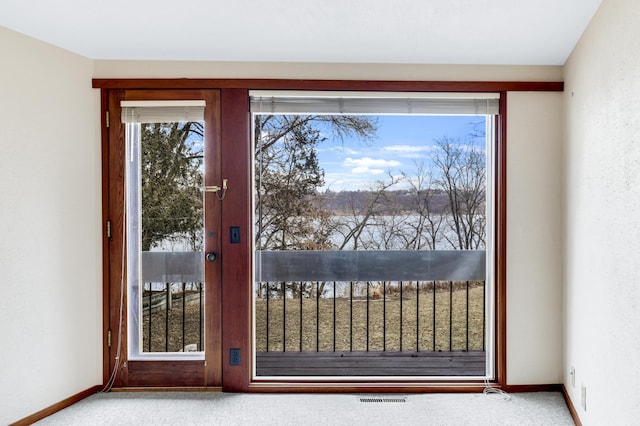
255,282,485,352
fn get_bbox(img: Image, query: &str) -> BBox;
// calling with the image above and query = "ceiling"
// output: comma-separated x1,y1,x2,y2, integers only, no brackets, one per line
0,0,602,65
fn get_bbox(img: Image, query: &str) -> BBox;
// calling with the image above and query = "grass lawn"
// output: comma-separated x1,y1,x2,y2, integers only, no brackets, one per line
255,282,485,352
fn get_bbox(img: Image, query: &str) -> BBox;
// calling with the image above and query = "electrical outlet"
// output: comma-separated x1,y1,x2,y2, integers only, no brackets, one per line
581,384,587,411
570,366,575,388
230,348,241,366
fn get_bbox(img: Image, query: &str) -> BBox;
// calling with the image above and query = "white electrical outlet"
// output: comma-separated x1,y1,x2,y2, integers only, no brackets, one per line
581,384,587,411
570,366,575,388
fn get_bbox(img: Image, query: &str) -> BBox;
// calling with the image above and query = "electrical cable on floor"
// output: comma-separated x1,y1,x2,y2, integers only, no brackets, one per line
483,379,511,400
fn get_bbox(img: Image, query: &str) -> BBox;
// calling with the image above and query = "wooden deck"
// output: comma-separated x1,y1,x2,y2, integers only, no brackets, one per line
256,350,485,377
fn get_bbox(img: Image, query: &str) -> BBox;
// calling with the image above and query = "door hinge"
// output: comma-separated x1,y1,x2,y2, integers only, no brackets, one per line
107,330,112,347
106,110,110,128
107,220,112,239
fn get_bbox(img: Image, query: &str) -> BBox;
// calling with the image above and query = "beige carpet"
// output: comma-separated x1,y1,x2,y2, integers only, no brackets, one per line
35,391,575,426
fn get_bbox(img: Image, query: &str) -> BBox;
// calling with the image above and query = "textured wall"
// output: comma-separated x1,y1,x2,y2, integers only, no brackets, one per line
93,60,563,81
564,0,640,424
507,92,564,385
0,27,101,424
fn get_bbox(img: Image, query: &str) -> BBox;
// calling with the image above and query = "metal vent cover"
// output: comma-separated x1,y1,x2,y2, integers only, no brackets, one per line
359,396,407,403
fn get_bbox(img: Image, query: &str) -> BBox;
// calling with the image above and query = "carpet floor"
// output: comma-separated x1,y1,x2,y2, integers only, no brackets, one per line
35,391,575,426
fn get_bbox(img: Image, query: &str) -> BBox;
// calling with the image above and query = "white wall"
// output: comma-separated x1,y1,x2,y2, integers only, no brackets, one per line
0,27,102,424
94,60,562,81
507,92,564,385
564,0,640,424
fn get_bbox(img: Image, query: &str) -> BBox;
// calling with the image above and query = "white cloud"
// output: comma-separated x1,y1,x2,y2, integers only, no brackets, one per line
352,167,385,175
381,144,436,159
344,157,401,168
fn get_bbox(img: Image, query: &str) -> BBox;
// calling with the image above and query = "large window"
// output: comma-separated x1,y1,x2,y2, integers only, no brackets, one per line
252,92,498,379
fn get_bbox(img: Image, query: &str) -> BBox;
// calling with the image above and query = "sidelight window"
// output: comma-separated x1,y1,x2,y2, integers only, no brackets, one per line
123,101,206,359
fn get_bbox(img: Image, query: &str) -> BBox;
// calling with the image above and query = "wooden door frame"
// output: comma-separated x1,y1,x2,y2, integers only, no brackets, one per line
97,78,563,392
102,88,222,388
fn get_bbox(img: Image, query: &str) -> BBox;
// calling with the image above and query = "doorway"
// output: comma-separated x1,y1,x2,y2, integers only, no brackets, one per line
105,89,222,387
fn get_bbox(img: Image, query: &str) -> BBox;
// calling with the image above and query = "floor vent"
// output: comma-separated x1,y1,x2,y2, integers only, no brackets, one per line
359,397,407,403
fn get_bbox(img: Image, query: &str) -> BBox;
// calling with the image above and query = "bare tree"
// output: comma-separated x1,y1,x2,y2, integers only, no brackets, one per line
433,137,486,250
402,161,446,250
333,173,402,250
255,114,377,252
255,114,377,299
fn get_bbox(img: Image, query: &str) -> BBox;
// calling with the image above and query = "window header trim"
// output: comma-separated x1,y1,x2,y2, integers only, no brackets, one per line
93,78,563,93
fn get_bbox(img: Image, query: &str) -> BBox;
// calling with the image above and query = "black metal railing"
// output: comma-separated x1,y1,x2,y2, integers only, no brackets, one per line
142,282,204,353
254,250,487,354
140,251,205,353
255,279,485,353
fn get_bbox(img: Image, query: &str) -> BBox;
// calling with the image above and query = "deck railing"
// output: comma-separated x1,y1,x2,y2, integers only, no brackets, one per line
255,250,486,354
139,250,486,355
141,282,204,352
140,251,205,353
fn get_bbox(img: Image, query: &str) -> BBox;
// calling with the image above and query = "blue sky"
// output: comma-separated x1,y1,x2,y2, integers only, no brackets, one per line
317,115,487,191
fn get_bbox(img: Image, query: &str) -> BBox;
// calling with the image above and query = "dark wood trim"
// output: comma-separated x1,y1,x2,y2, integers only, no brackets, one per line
10,385,101,426
106,89,128,387
110,387,222,392
126,360,207,387
501,384,562,392
496,92,508,386
203,90,223,387
100,88,111,385
562,384,583,426
93,78,563,93
122,89,210,101
220,89,252,391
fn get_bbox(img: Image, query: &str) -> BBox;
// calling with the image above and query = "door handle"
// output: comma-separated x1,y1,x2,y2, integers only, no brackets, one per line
204,179,228,200
206,252,217,262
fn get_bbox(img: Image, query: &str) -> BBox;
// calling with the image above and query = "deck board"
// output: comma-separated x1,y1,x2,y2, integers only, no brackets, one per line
256,351,485,377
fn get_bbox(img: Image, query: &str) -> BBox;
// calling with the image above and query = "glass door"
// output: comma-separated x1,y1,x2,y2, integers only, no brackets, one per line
106,90,221,387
